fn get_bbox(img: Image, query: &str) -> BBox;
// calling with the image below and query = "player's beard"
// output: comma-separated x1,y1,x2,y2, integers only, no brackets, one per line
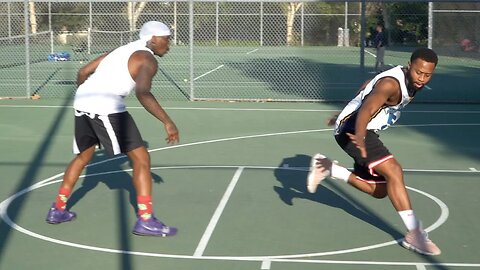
406,71,423,91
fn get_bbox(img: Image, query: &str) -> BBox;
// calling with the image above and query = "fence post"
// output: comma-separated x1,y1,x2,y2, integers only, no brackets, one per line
360,0,366,73
428,2,433,49
216,1,219,46
260,1,263,46
24,0,30,98
344,28,349,47
301,2,304,46
189,0,194,100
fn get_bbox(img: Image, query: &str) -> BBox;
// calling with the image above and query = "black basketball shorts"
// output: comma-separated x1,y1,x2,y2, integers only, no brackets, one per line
73,110,144,156
334,130,393,183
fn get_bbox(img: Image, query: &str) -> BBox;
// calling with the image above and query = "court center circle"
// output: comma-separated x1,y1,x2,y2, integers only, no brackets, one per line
0,128,449,261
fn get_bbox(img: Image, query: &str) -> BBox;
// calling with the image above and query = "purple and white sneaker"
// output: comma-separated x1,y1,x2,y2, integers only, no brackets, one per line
132,216,177,237
46,203,76,224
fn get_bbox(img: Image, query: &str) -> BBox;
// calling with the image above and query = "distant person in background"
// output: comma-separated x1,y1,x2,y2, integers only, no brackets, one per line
45,21,179,237
373,23,388,73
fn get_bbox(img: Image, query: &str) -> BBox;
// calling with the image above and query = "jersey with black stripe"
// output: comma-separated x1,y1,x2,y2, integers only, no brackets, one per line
334,66,413,135
73,39,154,115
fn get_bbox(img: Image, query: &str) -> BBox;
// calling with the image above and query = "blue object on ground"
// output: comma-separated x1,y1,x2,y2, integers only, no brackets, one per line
47,51,71,61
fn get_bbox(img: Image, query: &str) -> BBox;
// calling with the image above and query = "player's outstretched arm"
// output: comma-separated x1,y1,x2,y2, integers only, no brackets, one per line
130,51,179,144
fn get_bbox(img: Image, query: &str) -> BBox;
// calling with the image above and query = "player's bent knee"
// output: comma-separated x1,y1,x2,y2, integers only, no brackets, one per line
372,190,388,199
371,184,388,199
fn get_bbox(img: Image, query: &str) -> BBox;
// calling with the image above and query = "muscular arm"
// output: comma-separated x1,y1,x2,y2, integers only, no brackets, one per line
348,77,401,157
76,53,108,86
129,51,179,143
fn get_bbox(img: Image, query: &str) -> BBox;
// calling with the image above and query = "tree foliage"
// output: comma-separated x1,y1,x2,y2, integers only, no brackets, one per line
11,1,461,47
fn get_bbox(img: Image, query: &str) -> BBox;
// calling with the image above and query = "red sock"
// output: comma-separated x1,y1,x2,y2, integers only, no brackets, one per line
55,187,71,211
137,195,153,220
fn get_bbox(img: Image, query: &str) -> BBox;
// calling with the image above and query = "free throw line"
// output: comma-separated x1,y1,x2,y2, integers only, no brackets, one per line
193,167,245,257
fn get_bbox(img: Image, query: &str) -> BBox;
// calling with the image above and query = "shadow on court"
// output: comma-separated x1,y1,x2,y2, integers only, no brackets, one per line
66,143,163,270
226,57,362,102
0,92,74,263
273,154,404,240
273,154,450,269
226,52,480,104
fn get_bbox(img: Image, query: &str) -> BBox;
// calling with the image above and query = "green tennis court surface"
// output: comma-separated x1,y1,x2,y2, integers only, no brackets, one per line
0,99,479,269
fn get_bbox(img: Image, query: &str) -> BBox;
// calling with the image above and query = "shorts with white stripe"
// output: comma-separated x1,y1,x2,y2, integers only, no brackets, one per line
73,110,144,156
334,130,391,183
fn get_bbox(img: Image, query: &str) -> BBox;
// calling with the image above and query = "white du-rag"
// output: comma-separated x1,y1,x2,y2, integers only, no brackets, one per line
139,21,171,41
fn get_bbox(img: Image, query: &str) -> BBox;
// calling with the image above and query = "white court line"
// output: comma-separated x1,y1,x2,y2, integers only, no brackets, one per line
1,104,480,115
270,259,480,268
261,260,271,269
193,167,245,257
11,123,480,187
365,49,376,58
29,166,480,189
0,126,475,267
193,47,258,81
469,168,478,172
193,64,225,81
416,264,427,270
392,123,480,128
1,165,450,259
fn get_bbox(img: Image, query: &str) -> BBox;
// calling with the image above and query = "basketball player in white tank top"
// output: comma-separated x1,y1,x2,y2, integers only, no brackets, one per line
307,48,442,256
46,21,179,237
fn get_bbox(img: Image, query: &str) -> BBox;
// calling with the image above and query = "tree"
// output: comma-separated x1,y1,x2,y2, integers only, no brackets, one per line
48,3,89,32
28,0,37,33
281,2,303,46
127,2,146,31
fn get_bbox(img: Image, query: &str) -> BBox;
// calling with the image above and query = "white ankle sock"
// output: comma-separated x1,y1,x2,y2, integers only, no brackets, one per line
331,163,351,183
398,210,419,231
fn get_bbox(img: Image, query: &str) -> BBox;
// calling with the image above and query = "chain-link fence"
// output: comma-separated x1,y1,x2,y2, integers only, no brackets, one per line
0,1,479,103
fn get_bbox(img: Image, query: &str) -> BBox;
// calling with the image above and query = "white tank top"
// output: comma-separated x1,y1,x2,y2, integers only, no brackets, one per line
73,40,153,115
334,66,413,135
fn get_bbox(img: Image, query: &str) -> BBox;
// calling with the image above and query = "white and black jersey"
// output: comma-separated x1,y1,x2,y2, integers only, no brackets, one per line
334,65,414,135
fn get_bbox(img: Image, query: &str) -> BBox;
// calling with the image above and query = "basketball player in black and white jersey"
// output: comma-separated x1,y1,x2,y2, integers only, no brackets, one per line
307,48,441,255
46,21,178,237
